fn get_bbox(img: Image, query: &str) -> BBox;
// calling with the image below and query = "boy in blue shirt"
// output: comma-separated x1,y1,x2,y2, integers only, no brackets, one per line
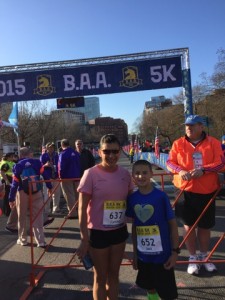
126,160,179,300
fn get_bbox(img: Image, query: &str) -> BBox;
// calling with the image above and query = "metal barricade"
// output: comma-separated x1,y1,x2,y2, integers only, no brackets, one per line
20,177,82,300
20,173,225,300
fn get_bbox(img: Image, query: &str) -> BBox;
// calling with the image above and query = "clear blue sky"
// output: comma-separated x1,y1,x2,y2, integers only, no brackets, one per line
0,0,224,133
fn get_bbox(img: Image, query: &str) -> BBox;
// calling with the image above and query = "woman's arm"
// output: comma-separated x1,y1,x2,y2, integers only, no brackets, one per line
76,192,91,260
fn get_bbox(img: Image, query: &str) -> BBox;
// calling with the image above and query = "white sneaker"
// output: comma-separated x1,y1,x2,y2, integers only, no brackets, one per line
17,239,28,246
37,242,47,248
199,254,217,272
203,262,217,272
187,256,200,275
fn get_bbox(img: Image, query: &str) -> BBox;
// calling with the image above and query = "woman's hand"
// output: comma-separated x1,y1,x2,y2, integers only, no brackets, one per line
76,239,89,261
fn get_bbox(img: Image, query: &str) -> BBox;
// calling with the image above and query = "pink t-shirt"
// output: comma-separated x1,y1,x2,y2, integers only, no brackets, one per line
77,165,134,230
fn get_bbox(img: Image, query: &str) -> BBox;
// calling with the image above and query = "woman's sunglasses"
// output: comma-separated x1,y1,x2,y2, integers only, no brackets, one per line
102,149,120,155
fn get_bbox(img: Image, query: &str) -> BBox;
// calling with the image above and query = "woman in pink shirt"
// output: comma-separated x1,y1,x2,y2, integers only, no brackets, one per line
77,134,133,300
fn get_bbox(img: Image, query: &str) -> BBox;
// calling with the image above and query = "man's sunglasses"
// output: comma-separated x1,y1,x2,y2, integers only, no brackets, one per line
102,149,120,155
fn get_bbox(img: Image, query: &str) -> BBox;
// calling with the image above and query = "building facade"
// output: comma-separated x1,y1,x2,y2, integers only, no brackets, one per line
71,97,100,122
93,117,128,145
144,95,172,113
52,109,85,125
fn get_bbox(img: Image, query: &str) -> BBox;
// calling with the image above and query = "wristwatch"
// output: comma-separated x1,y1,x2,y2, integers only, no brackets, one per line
172,247,181,254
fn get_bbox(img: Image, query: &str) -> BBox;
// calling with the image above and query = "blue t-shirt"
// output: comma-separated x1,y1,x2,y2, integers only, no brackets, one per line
126,187,175,264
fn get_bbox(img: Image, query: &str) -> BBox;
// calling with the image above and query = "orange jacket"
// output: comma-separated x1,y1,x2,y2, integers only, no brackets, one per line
166,134,225,194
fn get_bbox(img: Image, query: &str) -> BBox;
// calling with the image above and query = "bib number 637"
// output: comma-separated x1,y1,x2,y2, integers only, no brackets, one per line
109,211,123,219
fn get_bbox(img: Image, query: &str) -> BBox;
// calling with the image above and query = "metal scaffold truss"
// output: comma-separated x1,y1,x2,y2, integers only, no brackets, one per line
0,47,189,74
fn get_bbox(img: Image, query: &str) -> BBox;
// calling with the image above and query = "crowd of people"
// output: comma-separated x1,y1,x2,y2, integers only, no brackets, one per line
0,116,225,300
0,138,96,247
139,141,170,154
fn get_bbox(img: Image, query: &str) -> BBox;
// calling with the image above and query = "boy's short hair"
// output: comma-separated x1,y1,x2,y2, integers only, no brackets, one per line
132,160,152,172
99,134,121,148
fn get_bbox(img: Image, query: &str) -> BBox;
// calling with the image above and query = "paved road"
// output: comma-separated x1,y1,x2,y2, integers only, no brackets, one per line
0,152,225,300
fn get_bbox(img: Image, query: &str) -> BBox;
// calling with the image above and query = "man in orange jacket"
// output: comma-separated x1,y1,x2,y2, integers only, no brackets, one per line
167,115,224,275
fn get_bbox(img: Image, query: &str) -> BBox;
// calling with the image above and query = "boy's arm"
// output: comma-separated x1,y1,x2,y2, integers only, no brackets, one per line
164,218,180,270
131,222,138,270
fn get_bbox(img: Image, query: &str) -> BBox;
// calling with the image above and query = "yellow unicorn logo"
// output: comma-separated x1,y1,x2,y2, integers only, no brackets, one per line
120,66,142,88
33,75,56,96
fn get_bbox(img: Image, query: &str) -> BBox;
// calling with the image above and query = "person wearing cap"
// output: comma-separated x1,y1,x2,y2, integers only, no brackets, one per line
167,114,224,276
40,142,61,215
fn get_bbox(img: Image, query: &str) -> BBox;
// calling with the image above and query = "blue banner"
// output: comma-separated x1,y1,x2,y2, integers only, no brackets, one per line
0,56,182,103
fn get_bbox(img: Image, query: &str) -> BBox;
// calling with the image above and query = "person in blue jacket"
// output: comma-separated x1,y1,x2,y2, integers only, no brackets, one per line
9,147,52,248
58,139,80,219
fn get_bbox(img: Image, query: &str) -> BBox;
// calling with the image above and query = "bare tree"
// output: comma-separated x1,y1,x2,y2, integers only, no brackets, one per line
211,48,225,88
0,103,15,143
136,48,225,143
